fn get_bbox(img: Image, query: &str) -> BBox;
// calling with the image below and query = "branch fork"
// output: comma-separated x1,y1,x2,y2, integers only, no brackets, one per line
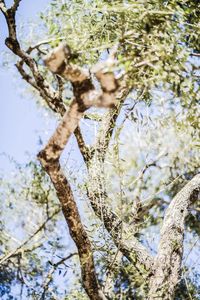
2,2,200,299
43,42,119,109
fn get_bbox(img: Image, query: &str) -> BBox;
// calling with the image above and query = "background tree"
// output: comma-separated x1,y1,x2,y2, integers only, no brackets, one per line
0,0,200,299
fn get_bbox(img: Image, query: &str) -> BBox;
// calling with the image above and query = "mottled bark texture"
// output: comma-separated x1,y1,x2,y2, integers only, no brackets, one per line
148,174,200,300
37,43,153,297
84,81,153,271
37,42,122,299
44,42,119,109
42,43,153,271
87,133,153,271
0,1,153,295
2,2,200,299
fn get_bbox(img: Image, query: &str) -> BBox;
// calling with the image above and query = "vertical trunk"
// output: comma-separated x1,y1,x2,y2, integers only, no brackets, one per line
148,175,200,300
38,102,106,300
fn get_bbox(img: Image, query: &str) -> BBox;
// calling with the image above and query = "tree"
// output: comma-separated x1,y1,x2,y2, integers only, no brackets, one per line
0,0,200,299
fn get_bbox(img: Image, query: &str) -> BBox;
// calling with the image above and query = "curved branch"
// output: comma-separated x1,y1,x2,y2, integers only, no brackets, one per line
87,149,153,271
148,174,200,300
46,43,154,271
84,81,153,271
1,0,153,286
38,101,106,300
37,43,121,299
1,0,65,115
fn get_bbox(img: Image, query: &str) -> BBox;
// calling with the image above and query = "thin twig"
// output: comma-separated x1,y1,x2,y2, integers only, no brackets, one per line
0,208,61,265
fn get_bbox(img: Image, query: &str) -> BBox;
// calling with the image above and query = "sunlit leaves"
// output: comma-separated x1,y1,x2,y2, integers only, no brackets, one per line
41,0,199,103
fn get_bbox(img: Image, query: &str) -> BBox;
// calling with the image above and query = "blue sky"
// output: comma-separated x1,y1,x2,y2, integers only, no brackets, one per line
0,3,80,296
0,0,54,172
0,3,200,298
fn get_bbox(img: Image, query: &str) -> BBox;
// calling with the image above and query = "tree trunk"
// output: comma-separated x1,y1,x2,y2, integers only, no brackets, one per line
148,174,200,299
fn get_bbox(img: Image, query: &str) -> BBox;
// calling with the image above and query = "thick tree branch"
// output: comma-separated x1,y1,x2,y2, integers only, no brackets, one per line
1,0,153,287
37,102,106,300
37,42,124,299
84,82,154,271
43,43,153,272
44,43,119,109
148,174,200,300
1,3,91,159
87,152,153,272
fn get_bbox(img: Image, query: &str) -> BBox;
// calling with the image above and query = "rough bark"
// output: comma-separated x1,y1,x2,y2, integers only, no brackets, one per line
87,116,153,271
37,42,153,296
37,43,122,299
37,98,106,300
148,174,200,300
1,1,153,296
43,43,153,272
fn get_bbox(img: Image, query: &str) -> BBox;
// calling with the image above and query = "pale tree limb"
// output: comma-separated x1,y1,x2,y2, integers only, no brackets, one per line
86,175,153,271
1,4,105,298
148,174,200,300
1,0,153,291
86,123,153,271
37,41,122,299
85,83,153,271
43,43,153,272
90,80,128,161
41,42,154,271
191,52,200,57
